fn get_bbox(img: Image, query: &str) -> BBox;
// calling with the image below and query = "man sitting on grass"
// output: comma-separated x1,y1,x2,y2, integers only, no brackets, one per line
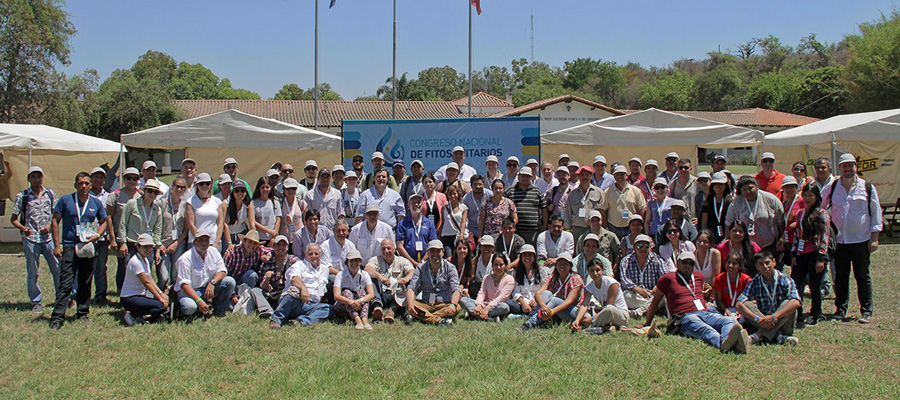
175,230,236,317
643,252,749,354
269,243,333,328
405,240,461,326
734,251,802,346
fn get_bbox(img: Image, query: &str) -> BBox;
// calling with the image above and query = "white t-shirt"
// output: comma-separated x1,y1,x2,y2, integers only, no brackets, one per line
536,230,575,260
121,254,153,298
175,247,226,291
320,237,357,272
512,266,551,302
189,195,222,242
348,220,394,261
227,202,249,235
583,275,628,311
252,197,283,241
333,268,373,293
440,203,468,237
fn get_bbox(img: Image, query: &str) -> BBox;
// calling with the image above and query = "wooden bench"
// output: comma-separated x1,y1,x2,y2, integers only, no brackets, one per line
883,198,900,237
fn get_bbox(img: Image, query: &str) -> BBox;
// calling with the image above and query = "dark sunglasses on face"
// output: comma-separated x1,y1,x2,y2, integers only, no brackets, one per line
507,163,518,167
144,189,159,195
793,167,805,172
305,167,317,171
282,169,294,174
635,244,650,249
224,164,237,169
125,176,139,181
198,182,211,186
666,229,681,235
233,188,246,193
173,184,187,190
761,160,774,164
678,166,690,170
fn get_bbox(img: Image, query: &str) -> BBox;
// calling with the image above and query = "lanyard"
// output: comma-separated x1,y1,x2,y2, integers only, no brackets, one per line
656,198,667,221
138,200,155,233
426,264,440,288
760,271,780,305
784,195,799,225
552,273,572,297
74,194,89,223
412,217,423,241
501,234,513,257
677,271,697,299
726,273,740,307
744,197,760,220
713,196,725,223
457,262,466,281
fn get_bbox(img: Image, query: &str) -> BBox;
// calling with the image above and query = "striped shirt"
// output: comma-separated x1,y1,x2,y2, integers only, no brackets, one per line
504,183,546,231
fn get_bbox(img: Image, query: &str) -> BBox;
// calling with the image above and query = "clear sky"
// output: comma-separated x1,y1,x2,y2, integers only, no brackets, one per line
61,0,896,100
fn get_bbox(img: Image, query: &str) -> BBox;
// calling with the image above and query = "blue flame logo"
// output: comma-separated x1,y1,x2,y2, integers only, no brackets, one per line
375,128,405,167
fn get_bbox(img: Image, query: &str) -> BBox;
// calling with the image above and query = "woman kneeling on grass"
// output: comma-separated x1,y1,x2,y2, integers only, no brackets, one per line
333,249,375,330
516,252,584,332
122,233,169,325
572,258,629,334
460,253,514,322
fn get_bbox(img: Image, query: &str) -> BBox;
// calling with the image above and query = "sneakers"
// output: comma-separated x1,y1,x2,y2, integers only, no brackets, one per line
749,333,761,345
438,318,454,326
494,316,502,323
404,314,415,325
355,323,366,330
76,315,91,323
515,324,531,333
831,312,846,322
269,320,281,329
258,310,273,320
124,312,136,327
805,315,820,326
734,328,749,354
720,325,743,353
49,320,62,330
372,307,383,321
383,309,395,324
31,304,43,314
647,321,661,339
582,327,605,335
858,314,872,324
782,336,799,346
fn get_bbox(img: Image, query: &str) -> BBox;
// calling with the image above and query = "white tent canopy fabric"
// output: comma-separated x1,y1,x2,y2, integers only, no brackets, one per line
764,108,900,205
121,109,342,186
0,124,122,197
541,108,764,167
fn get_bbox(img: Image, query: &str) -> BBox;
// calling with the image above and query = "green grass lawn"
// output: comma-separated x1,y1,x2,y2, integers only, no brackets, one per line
0,247,899,399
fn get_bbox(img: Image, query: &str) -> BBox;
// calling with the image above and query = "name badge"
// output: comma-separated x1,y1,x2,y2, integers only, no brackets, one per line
716,226,724,237
171,229,178,241
578,208,586,218
797,239,805,253
428,293,436,304
747,223,756,236
693,299,704,311
287,222,296,235
415,241,423,252
621,209,629,219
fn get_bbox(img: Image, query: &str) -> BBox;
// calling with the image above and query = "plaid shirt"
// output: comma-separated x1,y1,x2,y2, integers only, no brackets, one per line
737,271,800,315
223,245,273,279
619,252,668,291
261,254,299,293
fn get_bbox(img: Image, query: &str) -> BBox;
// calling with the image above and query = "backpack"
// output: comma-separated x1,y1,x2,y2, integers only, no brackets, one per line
824,179,873,256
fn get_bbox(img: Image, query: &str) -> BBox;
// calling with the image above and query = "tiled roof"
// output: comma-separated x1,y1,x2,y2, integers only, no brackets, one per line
175,100,495,128
620,108,819,127
450,91,514,107
491,94,624,117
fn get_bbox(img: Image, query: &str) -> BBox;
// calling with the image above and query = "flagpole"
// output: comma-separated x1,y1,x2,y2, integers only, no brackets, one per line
467,0,472,118
392,0,397,119
314,0,319,130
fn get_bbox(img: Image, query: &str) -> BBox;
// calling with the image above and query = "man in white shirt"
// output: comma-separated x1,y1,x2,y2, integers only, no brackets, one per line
591,155,615,190
320,218,357,278
269,243,333,328
175,231,236,317
535,161,559,195
536,215,574,268
821,153,881,324
139,160,170,197
304,168,343,231
355,167,405,229
349,204,393,261
434,146,478,184
364,238,415,322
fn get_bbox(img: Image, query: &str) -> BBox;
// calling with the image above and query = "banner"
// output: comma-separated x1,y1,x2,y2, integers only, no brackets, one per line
342,117,540,173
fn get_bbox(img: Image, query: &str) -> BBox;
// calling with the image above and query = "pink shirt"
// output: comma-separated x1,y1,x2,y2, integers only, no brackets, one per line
476,273,515,307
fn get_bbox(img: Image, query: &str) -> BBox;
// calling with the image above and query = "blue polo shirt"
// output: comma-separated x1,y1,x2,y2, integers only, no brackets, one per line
53,193,107,246
395,216,438,263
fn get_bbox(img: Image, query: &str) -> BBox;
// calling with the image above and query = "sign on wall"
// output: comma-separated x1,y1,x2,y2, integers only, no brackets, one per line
342,117,540,173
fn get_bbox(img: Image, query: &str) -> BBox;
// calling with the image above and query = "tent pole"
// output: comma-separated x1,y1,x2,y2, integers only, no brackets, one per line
831,131,837,173
28,148,32,168
119,143,124,189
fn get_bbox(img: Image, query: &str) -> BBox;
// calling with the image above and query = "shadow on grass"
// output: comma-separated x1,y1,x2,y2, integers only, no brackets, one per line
0,301,35,312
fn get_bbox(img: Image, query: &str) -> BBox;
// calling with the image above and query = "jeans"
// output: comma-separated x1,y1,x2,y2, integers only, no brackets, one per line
678,310,739,349
23,239,60,305
459,297,510,318
791,252,825,320
523,291,579,328
121,295,167,318
506,298,530,315
270,294,333,326
177,277,236,317
91,240,110,298
50,247,94,326
239,270,259,288
833,241,873,316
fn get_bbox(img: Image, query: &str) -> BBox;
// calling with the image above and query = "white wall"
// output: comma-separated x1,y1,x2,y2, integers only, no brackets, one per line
517,101,619,134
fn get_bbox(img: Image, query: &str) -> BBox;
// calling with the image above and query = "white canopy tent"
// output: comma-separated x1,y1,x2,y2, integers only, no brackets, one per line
541,108,764,167
0,124,123,196
121,109,342,185
765,108,900,204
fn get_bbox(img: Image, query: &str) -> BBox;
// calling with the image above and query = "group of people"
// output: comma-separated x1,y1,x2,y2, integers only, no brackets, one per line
13,146,882,354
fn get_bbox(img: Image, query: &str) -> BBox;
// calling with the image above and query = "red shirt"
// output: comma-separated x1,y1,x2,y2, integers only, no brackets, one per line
656,271,706,314
754,169,787,196
712,272,752,308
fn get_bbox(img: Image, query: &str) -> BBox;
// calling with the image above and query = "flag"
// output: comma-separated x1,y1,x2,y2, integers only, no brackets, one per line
329,0,337,8
471,0,481,15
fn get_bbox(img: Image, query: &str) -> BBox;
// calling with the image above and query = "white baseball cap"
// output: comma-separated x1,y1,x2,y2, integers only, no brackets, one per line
223,157,238,166
195,172,212,183
452,146,464,153
558,153,570,161
371,152,385,161
761,152,775,161
90,167,106,176
526,158,538,166
665,152,679,159
781,176,798,187
486,155,499,163
634,234,653,244
628,157,642,166
282,178,299,189
447,162,459,170
653,177,668,187
142,160,157,170
266,169,280,178
507,156,519,164
345,171,358,179
612,165,628,174
332,164,345,173
838,153,856,165
218,173,233,184
427,240,444,250
593,155,607,165
518,166,533,176
645,159,659,168
479,235,495,246
305,160,318,168
123,167,140,177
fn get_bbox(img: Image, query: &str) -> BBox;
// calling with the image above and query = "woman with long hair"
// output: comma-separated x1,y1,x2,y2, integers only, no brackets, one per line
701,172,733,243
789,185,830,325
657,219,696,272
185,172,226,251
421,173,447,232
440,185,469,257
225,181,255,250
449,239,474,298
694,229,722,285
479,178,517,237
251,177,282,247
507,245,550,316
460,253,514,322
715,220,761,276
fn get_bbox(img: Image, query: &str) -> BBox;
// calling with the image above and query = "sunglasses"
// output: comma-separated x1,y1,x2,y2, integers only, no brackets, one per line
761,160,774,164
681,261,696,267
224,164,237,169
125,176,139,181
198,182,211,186
793,167,806,172
173,184,187,190
666,229,681,235
678,166,690,170
635,244,650,249
144,189,159,195
353,159,364,163
233,188,246,193
654,185,667,190
698,178,710,183
282,169,294,174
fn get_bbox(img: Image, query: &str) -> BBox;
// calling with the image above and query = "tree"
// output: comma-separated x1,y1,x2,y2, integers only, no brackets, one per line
93,69,183,140
795,66,848,118
216,78,260,100
168,62,220,99
473,65,513,99
415,66,466,100
562,57,624,104
354,94,380,101
131,50,177,86
745,71,803,112
638,70,694,110
376,73,413,100
844,10,900,111
274,83,305,100
692,54,746,110
301,83,342,100
40,69,99,133
0,0,76,122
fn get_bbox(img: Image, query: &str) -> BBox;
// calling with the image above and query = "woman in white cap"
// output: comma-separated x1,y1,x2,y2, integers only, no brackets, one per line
224,180,255,250
478,178,517,238
278,178,306,243
516,252,584,332
118,178,165,287
701,172,733,243
460,253,514,322
439,185,468,257
121,233,169,325
250,177,282,246
333,249,375,330
159,176,189,290
507,244,550,315
341,171,360,229
483,155,503,185
185,172,226,251
620,214,647,258
107,166,143,294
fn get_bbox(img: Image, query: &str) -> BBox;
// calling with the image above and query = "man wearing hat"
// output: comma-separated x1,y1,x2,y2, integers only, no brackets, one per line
536,162,558,195
405,240,461,325
502,156,520,188
647,177,674,238
304,167,343,231
269,243,333,328
695,171,711,221
506,166,548,246
391,160,407,187
266,169,282,200
755,152,787,196
298,160,319,193
175,229,236,317
222,229,273,290
601,165,648,240
591,155,615,190
349,204,393,262
350,154,367,185
483,155,503,185
364,238,415,322
558,153,570,168
669,158,699,222
49,171,108,329
87,166,113,302
139,160,170,197
565,165,604,242
627,157,644,186
619,234,669,319
214,157,250,197
398,159,425,212
660,152,680,184
546,166,570,218
670,199,698,242
821,153,881,324
254,235,300,318
355,167,405,229
638,159,659,203
361,152,399,191
341,171,361,229
575,210,621,269
12,165,60,314
274,163,295,197
395,192,438,264
644,252,750,354
573,232,614,280
330,164,347,191
434,146,478,184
